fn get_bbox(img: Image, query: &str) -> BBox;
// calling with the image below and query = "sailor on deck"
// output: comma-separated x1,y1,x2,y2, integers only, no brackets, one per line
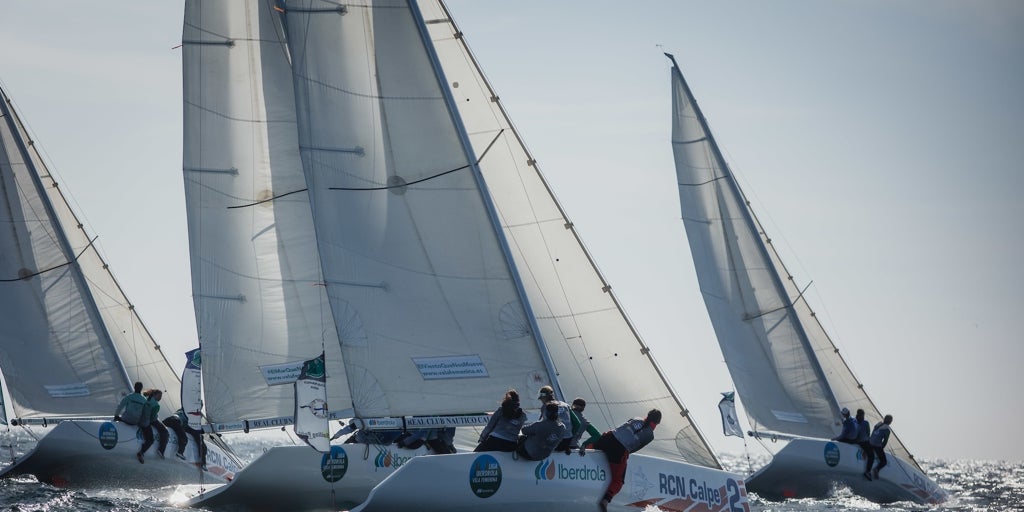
831,407,858,444
516,402,565,461
584,408,661,512
536,385,579,453
474,389,526,453
114,381,152,464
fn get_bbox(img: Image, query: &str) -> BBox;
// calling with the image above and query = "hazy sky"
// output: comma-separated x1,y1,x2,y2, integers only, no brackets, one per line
1,1,1021,463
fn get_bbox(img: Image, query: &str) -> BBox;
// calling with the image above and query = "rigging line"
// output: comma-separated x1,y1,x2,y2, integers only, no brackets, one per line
328,129,504,192
744,280,813,321
225,188,308,209
0,235,97,282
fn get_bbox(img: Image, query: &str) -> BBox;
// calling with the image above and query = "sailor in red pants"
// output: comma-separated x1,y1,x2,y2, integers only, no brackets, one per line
582,409,661,512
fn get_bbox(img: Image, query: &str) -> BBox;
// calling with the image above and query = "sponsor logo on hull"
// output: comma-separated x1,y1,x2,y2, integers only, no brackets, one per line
824,441,841,467
469,454,502,498
98,422,117,450
534,459,607,482
321,445,348,482
626,471,749,512
373,448,414,471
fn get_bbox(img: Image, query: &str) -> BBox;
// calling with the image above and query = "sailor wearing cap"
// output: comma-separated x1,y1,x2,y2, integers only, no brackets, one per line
831,407,858,444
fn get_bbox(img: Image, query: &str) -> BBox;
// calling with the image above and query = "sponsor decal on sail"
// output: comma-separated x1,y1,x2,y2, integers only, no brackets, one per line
412,355,488,380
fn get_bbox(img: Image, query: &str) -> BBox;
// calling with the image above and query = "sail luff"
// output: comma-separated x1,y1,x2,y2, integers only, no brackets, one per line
406,0,564,402
668,56,921,471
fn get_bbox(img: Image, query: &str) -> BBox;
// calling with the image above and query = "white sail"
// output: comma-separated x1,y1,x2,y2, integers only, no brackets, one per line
0,86,182,420
414,2,720,468
281,0,557,421
182,0,350,429
667,54,918,469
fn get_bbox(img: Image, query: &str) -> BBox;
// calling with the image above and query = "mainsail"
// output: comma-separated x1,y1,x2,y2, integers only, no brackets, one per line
281,0,558,421
415,2,720,468
0,85,182,421
667,54,918,469
181,0,350,430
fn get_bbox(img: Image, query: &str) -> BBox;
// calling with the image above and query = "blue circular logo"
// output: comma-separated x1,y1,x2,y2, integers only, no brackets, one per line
321,445,348,482
823,442,841,467
469,454,502,498
98,422,118,450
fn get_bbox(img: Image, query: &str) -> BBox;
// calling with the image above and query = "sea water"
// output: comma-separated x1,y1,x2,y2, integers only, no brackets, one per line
1,433,1020,511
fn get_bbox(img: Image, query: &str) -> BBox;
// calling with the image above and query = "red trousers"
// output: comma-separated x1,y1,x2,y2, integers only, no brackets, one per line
604,450,630,501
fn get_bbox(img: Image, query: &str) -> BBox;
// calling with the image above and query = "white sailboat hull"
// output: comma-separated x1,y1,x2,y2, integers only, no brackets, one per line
175,443,430,511
0,420,235,488
746,438,947,504
352,451,750,512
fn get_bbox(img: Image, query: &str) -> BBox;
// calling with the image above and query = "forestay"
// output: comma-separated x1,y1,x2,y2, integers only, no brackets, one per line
281,0,556,421
667,54,917,469
181,0,349,430
0,86,181,421
415,2,720,468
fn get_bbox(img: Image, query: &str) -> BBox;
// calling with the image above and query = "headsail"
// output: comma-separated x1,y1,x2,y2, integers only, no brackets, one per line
181,0,350,430
414,3,720,468
667,54,918,469
280,0,557,421
0,86,182,421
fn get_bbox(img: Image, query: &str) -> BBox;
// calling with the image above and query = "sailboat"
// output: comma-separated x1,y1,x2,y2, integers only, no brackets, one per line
336,1,747,510
171,1,439,510
666,54,947,504
176,1,749,512
0,85,238,487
